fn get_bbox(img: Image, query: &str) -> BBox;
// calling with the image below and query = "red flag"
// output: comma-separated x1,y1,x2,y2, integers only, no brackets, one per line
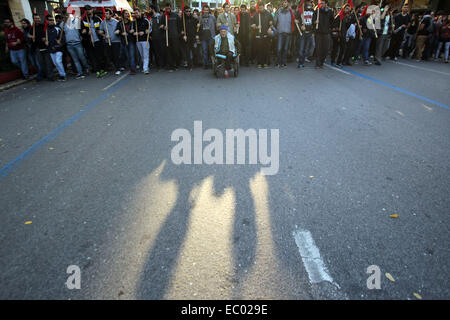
165,9,170,22
290,9,296,32
181,0,185,12
102,7,106,20
256,2,259,11
360,5,368,17
226,0,230,5
318,0,322,9
298,0,305,15
338,7,344,20
43,9,48,32
348,0,354,9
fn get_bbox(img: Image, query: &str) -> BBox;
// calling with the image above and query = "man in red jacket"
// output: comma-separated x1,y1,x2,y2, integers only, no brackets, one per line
4,18,29,79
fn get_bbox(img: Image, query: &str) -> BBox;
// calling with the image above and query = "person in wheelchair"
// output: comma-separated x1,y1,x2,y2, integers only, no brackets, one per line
209,25,241,75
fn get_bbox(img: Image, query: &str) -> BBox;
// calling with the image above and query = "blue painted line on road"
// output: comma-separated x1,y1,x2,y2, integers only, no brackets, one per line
341,66,450,111
0,76,131,179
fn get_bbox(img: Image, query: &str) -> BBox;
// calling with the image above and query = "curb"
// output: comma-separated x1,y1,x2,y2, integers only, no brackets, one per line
0,75,37,92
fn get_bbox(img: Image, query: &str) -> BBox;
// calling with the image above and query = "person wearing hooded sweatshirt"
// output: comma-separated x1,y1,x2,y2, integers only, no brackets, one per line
198,5,216,69
274,0,293,67
62,11,89,79
100,8,122,75
45,15,66,81
4,18,29,79
313,0,333,68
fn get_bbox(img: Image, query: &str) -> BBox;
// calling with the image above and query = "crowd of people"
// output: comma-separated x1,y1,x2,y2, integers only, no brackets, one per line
3,0,450,82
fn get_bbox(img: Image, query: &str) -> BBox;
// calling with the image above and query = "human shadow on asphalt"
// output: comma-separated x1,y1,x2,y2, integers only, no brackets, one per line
134,161,260,299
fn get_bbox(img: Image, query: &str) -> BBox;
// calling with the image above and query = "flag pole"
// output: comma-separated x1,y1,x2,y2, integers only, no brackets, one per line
146,19,150,48
316,2,320,30
183,12,187,41
352,8,363,40
103,9,112,46
87,15,94,45
122,10,128,45
165,13,169,47
135,20,138,42
32,8,36,42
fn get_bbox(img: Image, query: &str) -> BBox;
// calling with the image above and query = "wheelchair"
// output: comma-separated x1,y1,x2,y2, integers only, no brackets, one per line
211,53,239,78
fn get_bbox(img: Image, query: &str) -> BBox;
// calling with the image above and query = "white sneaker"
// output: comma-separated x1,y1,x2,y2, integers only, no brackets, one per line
115,70,121,75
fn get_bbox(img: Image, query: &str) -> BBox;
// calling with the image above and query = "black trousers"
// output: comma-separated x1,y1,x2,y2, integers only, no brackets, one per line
331,36,345,64
238,36,250,65
315,33,329,66
181,39,195,67
343,38,356,64
84,41,106,72
387,31,404,58
255,36,270,65
218,51,235,70
166,37,180,69
36,49,54,80
151,38,165,68
104,42,121,71
250,35,257,62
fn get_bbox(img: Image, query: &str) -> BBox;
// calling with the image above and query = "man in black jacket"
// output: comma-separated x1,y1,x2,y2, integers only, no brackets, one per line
160,3,182,71
180,6,198,69
45,15,67,81
32,13,53,80
313,0,333,68
237,4,251,66
251,2,273,67
81,5,107,78
148,5,165,70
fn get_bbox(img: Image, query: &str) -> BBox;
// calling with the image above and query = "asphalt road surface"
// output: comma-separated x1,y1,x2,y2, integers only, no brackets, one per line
0,59,449,300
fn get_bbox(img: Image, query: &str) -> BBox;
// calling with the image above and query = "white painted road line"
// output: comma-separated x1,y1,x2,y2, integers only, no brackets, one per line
102,73,129,91
293,229,339,288
388,60,450,77
324,64,351,75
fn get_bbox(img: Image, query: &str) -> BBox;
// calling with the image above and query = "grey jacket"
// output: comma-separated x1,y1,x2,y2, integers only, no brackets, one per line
274,8,292,34
100,18,120,43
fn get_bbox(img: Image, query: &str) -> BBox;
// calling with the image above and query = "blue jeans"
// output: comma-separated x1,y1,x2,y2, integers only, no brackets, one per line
202,38,214,66
27,49,42,79
126,41,136,71
10,49,29,77
50,51,66,77
66,43,89,75
277,33,291,65
298,32,313,65
362,37,372,61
